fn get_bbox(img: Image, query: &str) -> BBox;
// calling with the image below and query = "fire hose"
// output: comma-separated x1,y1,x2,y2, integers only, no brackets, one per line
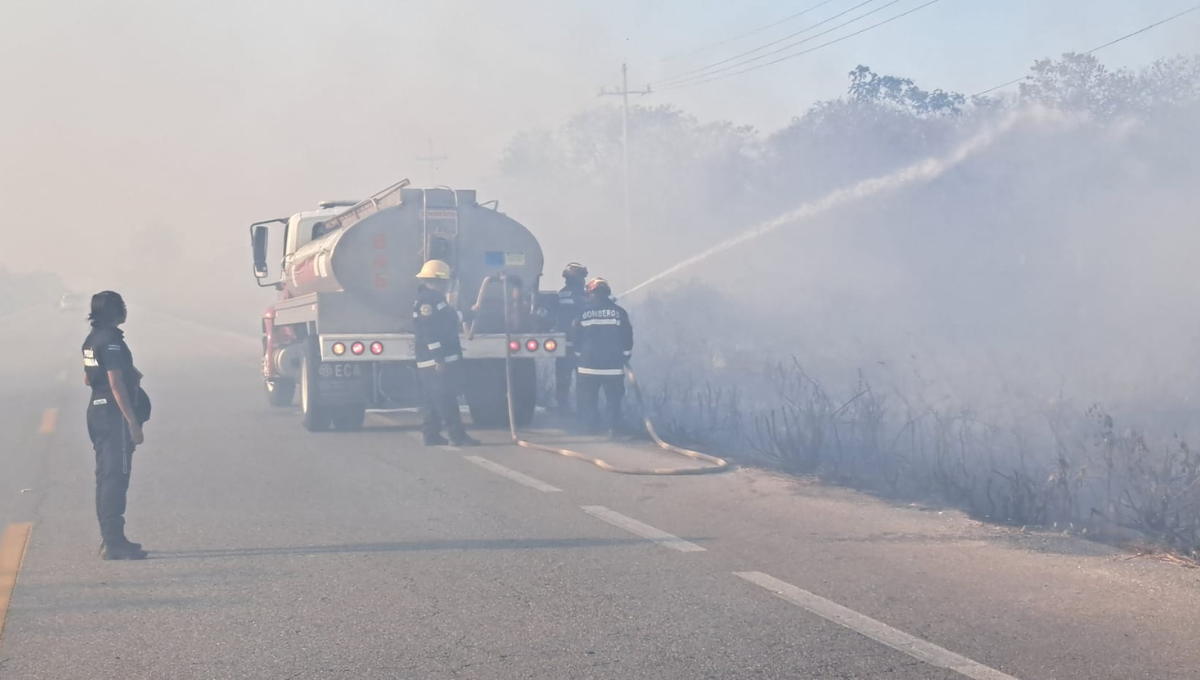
497,275,729,476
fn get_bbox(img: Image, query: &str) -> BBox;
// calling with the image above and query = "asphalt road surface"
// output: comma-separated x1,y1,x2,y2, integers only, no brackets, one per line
1,305,1199,679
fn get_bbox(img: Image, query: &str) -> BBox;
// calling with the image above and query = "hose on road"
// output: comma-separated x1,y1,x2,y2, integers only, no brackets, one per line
498,276,729,476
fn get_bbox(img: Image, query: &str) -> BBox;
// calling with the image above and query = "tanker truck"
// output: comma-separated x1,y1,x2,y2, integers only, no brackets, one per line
248,179,566,432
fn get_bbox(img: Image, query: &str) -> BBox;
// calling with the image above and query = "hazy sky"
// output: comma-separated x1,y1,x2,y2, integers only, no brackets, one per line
1,0,1196,285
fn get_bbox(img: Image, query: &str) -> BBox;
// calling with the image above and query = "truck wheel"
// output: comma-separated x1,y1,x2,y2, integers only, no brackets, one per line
265,378,295,407
331,404,366,432
465,359,536,429
300,353,332,432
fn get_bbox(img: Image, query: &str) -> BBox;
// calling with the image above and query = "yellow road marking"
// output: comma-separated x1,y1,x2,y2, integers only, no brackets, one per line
38,408,57,435
0,523,33,649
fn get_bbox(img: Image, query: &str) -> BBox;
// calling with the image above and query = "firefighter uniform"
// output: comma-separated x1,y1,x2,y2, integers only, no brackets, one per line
554,279,588,409
574,286,633,434
82,325,145,554
413,285,472,445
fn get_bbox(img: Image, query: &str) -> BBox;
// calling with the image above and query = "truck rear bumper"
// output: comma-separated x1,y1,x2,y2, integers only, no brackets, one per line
318,332,566,362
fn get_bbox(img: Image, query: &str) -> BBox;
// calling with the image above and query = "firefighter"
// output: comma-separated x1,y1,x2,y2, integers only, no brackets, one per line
81,291,150,560
554,262,589,413
574,277,634,436
413,260,480,447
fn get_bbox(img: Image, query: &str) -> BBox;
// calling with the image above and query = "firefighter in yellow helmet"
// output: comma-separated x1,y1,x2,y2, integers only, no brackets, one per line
413,260,479,446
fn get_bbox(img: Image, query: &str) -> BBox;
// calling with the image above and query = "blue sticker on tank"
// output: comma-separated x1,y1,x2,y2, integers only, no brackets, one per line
484,251,505,267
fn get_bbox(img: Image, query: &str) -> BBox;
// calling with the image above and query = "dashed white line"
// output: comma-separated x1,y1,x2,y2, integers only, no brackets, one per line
581,506,705,552
734,572,1019,680
464,456,562,493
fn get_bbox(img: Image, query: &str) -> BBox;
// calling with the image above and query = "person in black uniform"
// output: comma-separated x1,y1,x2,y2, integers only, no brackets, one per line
81,291,149,560
574,277,634,436
413,260,480,447
554,262,588,413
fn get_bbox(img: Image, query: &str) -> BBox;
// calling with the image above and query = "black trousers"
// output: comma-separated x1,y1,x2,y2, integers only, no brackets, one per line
554,355,577,407
87,401,135,545
418,362,466,440
577,373,625,431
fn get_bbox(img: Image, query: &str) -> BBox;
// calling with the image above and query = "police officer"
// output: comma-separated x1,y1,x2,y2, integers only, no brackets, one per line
81,291,149,560
413,260,480,447
574,277,634,436
554,262,589,413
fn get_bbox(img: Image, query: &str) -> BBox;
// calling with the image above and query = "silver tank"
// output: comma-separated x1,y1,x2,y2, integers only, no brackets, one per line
283,185,545,332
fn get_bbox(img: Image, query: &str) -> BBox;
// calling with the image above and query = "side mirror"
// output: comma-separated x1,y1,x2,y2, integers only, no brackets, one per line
252,225,269,279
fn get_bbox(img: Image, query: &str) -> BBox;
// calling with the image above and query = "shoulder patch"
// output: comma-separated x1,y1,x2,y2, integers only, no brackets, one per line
419,304,434,317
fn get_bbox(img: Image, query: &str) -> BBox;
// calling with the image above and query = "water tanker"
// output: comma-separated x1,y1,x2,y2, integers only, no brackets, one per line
249,180,566,432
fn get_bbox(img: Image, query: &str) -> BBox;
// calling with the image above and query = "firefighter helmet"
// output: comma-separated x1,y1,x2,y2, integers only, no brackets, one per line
416,259,451,280
562,262,588,280
585,277,611,298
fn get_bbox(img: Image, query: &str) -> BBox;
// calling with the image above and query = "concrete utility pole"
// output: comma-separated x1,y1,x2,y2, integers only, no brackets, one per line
417,138,449,186
599,63,652,285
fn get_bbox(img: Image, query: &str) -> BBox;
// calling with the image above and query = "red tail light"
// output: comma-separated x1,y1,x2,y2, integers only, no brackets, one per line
509,340,521,353
544,339,558,352
370,342,384,355
526,339,539,352
351,342,365,355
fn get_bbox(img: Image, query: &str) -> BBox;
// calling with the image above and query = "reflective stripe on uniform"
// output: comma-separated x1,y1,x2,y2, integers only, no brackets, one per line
580,318,621,327
444,354,460,363
436,302,447,310
623,351,632,356
428,342,442,350
416,359,437,368
577,367,624,376
92,398,108,405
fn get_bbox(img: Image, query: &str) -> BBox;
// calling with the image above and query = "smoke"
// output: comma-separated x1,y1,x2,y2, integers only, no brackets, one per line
619,108,1068,299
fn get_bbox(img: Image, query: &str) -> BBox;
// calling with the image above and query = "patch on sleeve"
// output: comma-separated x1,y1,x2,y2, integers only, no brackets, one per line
419,304,434,317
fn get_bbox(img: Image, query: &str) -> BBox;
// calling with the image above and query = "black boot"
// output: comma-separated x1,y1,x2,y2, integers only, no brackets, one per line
100,541,148,560
450,431,481,447
424,433,450,446
98,539,142,556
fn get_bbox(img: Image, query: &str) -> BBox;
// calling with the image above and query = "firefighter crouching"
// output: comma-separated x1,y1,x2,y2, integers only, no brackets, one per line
413,260,480,447
574,277,634,436
554,262,589,413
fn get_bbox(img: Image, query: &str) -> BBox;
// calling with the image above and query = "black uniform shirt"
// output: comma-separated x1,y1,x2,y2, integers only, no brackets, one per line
556,282,587,352
82,326,135,398
413,286,463,368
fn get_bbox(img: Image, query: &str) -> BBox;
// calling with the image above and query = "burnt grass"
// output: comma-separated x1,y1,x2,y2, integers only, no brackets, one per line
628,357,1200,559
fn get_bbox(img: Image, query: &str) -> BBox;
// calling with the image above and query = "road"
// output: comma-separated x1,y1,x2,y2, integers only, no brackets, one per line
1,305,1199,679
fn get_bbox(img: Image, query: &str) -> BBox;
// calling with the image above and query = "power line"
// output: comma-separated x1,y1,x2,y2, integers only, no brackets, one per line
659,0,910,89
972,2,1200,97
652,0,841,65
653,0,882,87
661,0,945,92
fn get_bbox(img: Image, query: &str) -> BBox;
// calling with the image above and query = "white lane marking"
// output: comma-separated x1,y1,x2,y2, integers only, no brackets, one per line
464,456,562,493
581,506,705,552
734,572,1019,680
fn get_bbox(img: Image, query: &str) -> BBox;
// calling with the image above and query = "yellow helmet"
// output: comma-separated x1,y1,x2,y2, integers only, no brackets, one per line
416,259,451,280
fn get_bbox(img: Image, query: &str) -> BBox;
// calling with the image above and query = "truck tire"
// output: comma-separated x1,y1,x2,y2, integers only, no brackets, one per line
300,349,333,432
331,404,366,431
465,359,536,429
265,378,295,407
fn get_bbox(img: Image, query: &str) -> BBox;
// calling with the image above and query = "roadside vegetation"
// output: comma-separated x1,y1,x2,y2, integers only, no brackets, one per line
502,53,1200,555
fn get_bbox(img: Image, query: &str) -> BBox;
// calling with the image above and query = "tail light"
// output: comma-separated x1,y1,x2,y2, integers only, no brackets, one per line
544,339,558,352
351,342,365,355
509,340,521,353
370,342,384,355
525,339,539,352
332,342,346,356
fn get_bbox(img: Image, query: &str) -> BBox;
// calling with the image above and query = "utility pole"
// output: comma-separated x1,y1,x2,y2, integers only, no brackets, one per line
417,138,449,186
599,63,652,286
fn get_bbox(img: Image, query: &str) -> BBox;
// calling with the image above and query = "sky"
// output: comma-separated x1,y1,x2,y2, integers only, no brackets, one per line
0,0,1196,288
